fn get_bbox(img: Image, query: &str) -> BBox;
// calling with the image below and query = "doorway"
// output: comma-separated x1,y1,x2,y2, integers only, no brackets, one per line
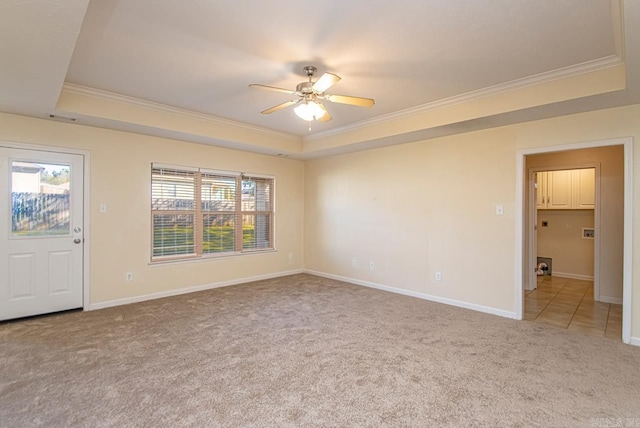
533,167,596,281
0,145,87,321
525,166,616,335
515,138,632,344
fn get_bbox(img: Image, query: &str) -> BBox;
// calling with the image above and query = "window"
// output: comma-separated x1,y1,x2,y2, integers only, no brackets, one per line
11,162,71,236
151,164,274,261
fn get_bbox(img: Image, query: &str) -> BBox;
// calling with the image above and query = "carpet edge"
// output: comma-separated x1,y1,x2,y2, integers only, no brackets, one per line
304,269,518,320
87,269,305,310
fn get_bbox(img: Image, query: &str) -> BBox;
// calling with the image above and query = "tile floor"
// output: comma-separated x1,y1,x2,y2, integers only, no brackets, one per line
524,275,622,340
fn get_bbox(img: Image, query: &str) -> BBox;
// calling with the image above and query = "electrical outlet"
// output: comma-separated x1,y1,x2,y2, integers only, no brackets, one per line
369,261,375,270
435,272,442,281
125,272,133,282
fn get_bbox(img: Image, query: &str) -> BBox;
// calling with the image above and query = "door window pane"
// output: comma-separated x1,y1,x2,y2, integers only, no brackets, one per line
11,162,71,236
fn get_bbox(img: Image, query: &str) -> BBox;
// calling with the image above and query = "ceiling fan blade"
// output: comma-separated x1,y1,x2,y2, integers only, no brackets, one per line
312,73,341,93
249,84,296,95
261,100,298,114
324,94,375,108
317,103,332,122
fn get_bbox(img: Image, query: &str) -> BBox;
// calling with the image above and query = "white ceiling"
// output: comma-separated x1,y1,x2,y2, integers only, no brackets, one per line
0,0,90,115
1,0,638,158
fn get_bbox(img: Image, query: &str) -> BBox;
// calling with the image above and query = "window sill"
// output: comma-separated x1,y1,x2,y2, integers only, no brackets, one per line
148,249,277,267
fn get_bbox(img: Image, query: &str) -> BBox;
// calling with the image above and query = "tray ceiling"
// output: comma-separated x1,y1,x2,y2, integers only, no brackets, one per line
0,0,637,158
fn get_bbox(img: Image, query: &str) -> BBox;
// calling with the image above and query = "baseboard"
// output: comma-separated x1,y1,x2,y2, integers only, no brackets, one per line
598,295,623,305
304,269,518,320
552,272,595,281
630,337,640,347
88,269,304,311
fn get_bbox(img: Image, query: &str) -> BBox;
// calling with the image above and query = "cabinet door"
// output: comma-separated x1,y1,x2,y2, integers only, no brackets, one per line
572,168,595,209
535,172,547,209
547,170,572,209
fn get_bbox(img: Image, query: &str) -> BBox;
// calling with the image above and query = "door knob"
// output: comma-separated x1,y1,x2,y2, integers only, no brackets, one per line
74,238,82,244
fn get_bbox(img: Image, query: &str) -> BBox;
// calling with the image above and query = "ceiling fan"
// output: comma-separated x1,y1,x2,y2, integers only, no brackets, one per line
249,66,375,122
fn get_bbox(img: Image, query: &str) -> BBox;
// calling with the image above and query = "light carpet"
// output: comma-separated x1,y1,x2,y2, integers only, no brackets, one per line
1,274,639,427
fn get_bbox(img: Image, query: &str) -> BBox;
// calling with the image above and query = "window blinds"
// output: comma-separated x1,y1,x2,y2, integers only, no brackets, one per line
150,164,274,261
151,166,197,257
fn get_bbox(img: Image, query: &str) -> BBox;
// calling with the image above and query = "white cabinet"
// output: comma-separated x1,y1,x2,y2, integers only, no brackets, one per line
548,170,573,209
535,172,547,209
571,168,595,209
536,168,594,210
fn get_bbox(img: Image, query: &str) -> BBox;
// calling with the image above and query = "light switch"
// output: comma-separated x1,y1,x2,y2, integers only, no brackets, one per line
495,205,504,216
99,203,107,213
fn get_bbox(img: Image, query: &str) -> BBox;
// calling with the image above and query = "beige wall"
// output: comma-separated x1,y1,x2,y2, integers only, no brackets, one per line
537,210,594,279
0,112,305,305
305,104,640,339
527,146,624,301
304,126,518,312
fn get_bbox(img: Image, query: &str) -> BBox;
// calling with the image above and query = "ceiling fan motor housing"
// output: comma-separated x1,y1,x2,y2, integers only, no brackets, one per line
296,81,315,94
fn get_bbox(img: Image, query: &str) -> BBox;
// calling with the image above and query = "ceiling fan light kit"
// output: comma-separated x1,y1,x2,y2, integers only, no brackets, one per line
249,65,375,124
294,100,326,121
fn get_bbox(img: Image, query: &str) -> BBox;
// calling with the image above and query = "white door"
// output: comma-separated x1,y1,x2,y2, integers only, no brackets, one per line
0,147,84,320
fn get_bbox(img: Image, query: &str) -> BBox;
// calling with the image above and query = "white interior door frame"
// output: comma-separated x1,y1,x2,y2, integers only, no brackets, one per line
0,140,91,310
515,137,633,344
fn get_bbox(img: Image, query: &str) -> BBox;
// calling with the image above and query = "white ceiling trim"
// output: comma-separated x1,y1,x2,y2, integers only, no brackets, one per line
611,0,625,58
304,54,624,143
61,83,300,142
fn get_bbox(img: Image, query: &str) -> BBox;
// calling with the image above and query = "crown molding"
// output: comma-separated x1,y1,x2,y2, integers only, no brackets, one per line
304,55,624,143
62,51,623,149
61,83,300,143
